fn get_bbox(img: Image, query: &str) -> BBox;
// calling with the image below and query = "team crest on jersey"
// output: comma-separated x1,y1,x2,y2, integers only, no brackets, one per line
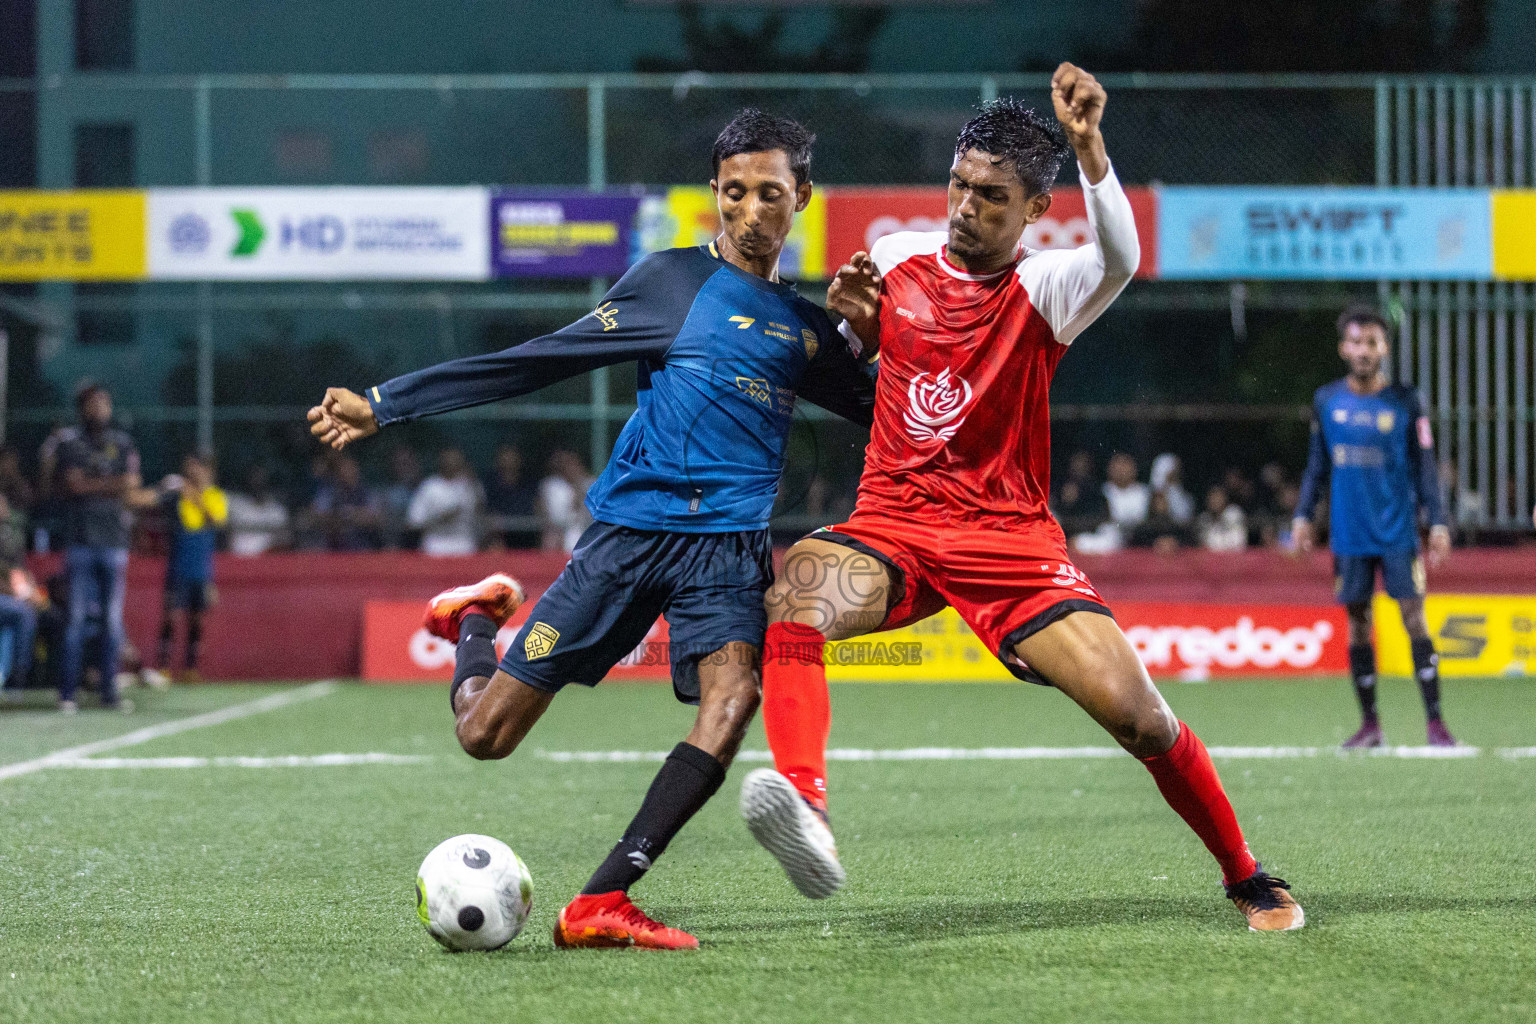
802,328,819,360
523,622,559,660
1376,410,1395,433
903,368,973,444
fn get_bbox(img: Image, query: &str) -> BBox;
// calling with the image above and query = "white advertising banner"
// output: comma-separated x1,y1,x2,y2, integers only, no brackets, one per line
148,187,490,280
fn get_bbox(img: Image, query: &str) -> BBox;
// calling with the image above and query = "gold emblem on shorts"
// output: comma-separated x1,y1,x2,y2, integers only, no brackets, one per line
524,622,559,660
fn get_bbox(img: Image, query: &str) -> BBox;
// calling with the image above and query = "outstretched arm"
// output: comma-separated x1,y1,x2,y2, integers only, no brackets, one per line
308,256,680,450
1021,63,1140,346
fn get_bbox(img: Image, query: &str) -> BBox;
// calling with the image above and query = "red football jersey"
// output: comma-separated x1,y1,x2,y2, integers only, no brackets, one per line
848,165,1141,530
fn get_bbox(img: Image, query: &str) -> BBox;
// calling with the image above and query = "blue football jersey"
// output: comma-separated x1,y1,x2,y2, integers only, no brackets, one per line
367,245,876,532
1296,379,1446,555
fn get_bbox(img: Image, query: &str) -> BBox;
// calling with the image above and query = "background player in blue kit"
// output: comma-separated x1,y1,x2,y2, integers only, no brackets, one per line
1294,305,1455,749
307,110,878,948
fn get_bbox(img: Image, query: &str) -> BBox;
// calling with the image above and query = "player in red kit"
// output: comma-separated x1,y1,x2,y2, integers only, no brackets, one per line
740,63,1304,931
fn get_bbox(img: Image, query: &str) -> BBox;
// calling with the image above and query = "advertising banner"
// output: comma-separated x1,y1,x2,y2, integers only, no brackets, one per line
148,187,489,280
490,191,641,278
824,185,1159,279
1491,190,1536,280
641,186,826,281
0,190,146,281
1157,186,1491,279
1373,593,1536,677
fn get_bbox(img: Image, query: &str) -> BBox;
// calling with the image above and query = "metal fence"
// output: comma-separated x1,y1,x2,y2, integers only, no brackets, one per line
2,72,1534,528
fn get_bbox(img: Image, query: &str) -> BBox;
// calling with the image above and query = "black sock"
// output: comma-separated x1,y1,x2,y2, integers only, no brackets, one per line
451,613,499,712
1411,636,1443,721
186,615,202,670
157,618,174,668
1349,643,1379,720
582,742,727,895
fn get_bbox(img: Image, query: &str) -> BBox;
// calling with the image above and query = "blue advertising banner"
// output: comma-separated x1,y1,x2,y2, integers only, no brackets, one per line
490,191,641,278
1157,187,1492,280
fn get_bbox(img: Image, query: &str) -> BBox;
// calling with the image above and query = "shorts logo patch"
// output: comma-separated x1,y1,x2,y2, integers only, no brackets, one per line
523,622,560,660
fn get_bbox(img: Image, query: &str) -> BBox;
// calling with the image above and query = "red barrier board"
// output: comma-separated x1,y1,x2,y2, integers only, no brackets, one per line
1114,602,1348,679
362,599,671,682
824,185,1158,278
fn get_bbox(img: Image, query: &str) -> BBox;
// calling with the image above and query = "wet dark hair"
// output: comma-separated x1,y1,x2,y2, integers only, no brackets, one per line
1336,303,1392,339
954,98,1071,195
712,108,815,187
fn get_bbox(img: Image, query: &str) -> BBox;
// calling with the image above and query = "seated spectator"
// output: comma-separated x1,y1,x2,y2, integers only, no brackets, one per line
483,444,539,548
1053,450,1109,534
379,446,422,550
1103,452,1149,528
227,465,291,556
1129,490,1196,551
1221,466,1257,512
309,456,380,551
408,448,483,556
540,450,595,552
1198,485,1248,552
1149,453,1195,523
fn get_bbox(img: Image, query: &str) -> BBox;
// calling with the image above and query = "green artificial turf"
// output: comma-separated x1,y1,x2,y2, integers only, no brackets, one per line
1,676,1533,1024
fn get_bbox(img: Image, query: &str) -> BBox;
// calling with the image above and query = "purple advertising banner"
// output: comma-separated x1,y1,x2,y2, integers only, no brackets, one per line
490,191,641,278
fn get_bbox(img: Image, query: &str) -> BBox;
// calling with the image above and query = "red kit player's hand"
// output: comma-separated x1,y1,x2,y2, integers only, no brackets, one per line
827,251,881,351
1051,63,1106,145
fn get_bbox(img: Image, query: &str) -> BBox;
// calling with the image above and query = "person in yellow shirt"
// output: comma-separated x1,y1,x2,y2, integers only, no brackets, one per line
156,453,227,680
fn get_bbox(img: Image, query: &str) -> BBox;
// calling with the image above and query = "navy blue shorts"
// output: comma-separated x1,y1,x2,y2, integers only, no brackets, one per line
499,521,772,704
1333,551,1426,605
163,577,211,612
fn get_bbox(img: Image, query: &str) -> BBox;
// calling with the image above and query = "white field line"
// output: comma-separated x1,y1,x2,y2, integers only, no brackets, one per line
0,681,337,782
51,752,431,770
538,744,1523,763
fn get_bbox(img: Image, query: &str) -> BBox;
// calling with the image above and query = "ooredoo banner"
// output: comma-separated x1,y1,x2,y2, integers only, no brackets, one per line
823,185,1159,279
148,187,490,280
363,599,1347,683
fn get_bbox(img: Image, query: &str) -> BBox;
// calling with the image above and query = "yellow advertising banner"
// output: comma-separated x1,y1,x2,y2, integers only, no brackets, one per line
0,191,146,281
824,607,1014,683
1374,593,1536,677
661,186,827,281
1491,190,1536,280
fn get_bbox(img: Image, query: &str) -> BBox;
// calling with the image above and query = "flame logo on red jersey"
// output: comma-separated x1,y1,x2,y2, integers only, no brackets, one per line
903,368,973,443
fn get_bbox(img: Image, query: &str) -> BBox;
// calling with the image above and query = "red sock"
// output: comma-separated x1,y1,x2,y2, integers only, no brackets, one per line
1140,722,1258,886
761,621,830,811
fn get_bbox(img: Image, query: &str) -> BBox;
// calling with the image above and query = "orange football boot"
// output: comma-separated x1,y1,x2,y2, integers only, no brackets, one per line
1226,869,1306,932
552,891,699,950
422,573,525,643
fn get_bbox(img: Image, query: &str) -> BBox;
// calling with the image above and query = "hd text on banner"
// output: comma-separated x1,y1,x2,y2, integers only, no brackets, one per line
1157,187,1492,280
147,188,490,280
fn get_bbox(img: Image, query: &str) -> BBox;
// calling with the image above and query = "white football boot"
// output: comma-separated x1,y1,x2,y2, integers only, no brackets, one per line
740,767,846,899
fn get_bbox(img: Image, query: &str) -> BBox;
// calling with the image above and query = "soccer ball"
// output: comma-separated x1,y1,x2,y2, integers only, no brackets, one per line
415,834,533,951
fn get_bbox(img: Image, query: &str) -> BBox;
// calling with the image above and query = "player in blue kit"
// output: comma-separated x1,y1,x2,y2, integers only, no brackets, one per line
1294,305,1455,748
307,110,877,948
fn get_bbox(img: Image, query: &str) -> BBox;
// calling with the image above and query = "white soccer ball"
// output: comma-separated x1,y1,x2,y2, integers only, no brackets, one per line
415,834,533,951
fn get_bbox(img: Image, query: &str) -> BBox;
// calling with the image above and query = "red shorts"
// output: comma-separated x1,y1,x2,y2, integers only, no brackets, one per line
814,513,1112,682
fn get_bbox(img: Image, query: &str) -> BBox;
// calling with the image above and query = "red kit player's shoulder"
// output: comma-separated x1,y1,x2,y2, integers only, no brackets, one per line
869,231,946,277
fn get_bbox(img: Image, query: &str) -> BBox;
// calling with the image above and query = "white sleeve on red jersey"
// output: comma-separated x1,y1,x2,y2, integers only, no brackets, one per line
1016,161,1140,345
868,230,946,278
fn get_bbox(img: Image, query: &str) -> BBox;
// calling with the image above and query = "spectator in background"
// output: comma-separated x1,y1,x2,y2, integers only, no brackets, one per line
1198,484,1248,552
1053,449,1109,534
54,383,140,714
379,446,423,550
1130,490,1195,552
309,456,380,551
1149,453,1195,523
1103,452,1150,529
0,446,34,520
1221,466,1258,512
153,454,227,682
227,464,291,556
483,444,539,548
408,447,483,556
539,449,595,552
0,492,44,694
